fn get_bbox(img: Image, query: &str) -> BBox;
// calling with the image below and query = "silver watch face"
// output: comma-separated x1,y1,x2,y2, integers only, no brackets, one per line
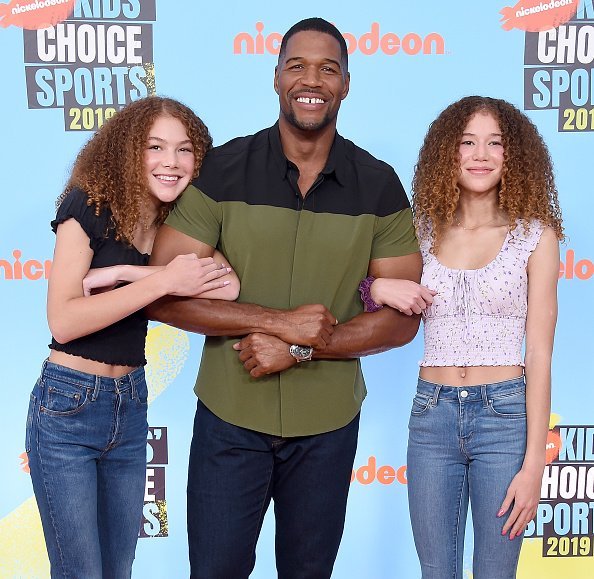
290,345,313,361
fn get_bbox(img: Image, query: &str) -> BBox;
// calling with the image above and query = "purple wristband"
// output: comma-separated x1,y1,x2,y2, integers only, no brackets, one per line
358,276,383,313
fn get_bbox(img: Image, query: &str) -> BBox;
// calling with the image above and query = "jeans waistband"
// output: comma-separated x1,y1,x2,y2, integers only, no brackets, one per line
41,360,145,393
416,376,525,402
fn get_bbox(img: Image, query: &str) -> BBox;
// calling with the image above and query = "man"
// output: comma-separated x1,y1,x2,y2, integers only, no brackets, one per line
148,17,425,578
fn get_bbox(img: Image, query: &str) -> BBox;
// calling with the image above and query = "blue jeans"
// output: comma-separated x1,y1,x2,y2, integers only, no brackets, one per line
187,400,360,579
407,377,527,579
26,360,148,579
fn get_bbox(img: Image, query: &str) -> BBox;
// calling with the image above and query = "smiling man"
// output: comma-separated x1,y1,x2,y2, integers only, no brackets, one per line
148,17,422,579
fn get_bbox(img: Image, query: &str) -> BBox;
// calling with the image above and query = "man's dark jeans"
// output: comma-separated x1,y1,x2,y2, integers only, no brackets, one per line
187,399,360,579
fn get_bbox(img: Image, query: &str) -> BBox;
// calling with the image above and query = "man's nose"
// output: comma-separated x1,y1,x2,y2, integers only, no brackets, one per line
300,66,322,87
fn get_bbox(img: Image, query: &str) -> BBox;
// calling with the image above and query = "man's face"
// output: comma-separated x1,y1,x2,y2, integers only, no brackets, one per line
274,30,349,132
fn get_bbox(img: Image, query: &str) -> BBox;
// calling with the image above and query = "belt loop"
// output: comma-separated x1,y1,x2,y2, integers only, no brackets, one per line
130,371,137,401
432,385,442,406
481,385,489,407
92,375,101,401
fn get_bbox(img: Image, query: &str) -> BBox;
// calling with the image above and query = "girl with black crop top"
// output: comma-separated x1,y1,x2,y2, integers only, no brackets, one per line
25,96,239,578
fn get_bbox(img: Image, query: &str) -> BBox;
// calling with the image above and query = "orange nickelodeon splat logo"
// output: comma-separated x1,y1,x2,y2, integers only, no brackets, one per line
19,451,30,473
500,0,578,32
0,250,52,280
0,0,73,30
546,428,562,464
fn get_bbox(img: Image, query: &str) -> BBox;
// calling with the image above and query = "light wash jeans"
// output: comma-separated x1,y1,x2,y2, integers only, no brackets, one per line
26,360,148,579
407,377,527,579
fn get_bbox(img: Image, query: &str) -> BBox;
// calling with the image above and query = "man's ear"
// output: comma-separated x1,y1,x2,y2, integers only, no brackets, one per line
341,71,350,100
274,66,279,95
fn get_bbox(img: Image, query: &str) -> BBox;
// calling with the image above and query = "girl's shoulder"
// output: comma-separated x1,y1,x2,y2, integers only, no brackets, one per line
508,218,545,254
415,218,435,257
51,188,111,240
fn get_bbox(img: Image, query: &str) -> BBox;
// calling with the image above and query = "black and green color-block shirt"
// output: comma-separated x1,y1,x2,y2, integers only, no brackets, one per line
165,123,418,436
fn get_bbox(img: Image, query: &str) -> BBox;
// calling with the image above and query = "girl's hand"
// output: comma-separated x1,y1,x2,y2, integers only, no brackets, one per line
498,467,543,539
163,253,232,297
82,266,122,296
370,278,436,315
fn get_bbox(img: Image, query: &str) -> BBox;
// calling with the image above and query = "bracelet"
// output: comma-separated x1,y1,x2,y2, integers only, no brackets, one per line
358,276,383,312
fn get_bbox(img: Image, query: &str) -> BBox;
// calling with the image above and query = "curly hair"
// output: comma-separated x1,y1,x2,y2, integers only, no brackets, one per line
412,96,564,250
61,96,212,245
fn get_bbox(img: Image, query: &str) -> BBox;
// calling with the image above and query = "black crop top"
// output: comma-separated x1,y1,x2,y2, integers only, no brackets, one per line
49,188,149,366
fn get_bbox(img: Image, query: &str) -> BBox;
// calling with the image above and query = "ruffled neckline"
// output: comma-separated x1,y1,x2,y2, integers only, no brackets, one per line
426,229,512,273
422,219,541,273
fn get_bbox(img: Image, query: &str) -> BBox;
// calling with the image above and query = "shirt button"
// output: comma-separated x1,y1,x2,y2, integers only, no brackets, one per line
460,390,469,398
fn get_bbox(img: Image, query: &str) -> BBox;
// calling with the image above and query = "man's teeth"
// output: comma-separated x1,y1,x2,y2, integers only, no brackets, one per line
297,97,325,104
156,175,178,181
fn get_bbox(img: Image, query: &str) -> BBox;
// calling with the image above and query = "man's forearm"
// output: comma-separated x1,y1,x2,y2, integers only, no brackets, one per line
146,296,336,348
146,295,277,336
313,308,421,359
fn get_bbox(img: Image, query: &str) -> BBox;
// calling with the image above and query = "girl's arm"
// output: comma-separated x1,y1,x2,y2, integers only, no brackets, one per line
83,250,240,300
187,250,239,300
48,219,233,344
369,278,436,315
499,226,560,539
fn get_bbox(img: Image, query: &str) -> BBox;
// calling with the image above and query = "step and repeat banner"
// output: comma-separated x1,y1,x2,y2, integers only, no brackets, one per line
1,1,593,577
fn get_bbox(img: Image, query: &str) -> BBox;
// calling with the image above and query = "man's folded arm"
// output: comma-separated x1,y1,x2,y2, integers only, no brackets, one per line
313,251,423,359
146,225,336,349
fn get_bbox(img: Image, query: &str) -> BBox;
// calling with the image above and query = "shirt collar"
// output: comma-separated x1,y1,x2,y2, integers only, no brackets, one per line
268,122,346,187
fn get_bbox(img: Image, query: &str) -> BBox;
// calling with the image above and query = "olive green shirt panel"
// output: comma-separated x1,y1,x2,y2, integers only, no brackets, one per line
197,351,365,437
372,207,419,260
165,185,221,249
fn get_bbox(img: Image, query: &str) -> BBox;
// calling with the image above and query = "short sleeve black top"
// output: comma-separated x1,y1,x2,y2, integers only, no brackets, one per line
48,188,149,366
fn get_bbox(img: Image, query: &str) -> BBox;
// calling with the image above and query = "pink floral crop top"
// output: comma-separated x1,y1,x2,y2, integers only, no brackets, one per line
419,219,544,367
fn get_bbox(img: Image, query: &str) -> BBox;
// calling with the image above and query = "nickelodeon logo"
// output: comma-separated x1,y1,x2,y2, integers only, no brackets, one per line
351,456,407,485
0,250,51,280
234,22,445,57
559,249,593,280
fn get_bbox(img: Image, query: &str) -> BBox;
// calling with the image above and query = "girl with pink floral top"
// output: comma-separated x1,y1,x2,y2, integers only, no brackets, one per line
363,96,564,578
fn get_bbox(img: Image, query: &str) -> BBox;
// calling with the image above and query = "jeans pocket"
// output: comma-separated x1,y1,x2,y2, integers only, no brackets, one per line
487,390,526,418
134,377,148,406
410,393,432,416
25,393,36,453
41,376,90,416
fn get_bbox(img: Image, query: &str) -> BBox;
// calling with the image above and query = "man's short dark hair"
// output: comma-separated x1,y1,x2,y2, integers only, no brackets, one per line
279,17,348,73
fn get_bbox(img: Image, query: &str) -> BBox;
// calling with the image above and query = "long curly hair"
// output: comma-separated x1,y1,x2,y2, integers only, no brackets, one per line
412,96,564,250
61,96,212,245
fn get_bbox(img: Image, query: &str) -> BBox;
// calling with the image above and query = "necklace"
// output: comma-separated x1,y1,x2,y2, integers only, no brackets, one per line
455,216,498,231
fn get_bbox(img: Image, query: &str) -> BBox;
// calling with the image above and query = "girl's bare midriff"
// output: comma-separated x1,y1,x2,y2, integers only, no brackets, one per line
419,365,523,387
49,350,138,378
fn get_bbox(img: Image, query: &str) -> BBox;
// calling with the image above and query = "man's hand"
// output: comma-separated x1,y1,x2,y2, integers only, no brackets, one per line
233,333,296,378
273,304,338,349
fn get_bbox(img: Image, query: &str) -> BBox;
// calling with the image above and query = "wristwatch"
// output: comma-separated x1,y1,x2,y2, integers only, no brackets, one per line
289,344,314,363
